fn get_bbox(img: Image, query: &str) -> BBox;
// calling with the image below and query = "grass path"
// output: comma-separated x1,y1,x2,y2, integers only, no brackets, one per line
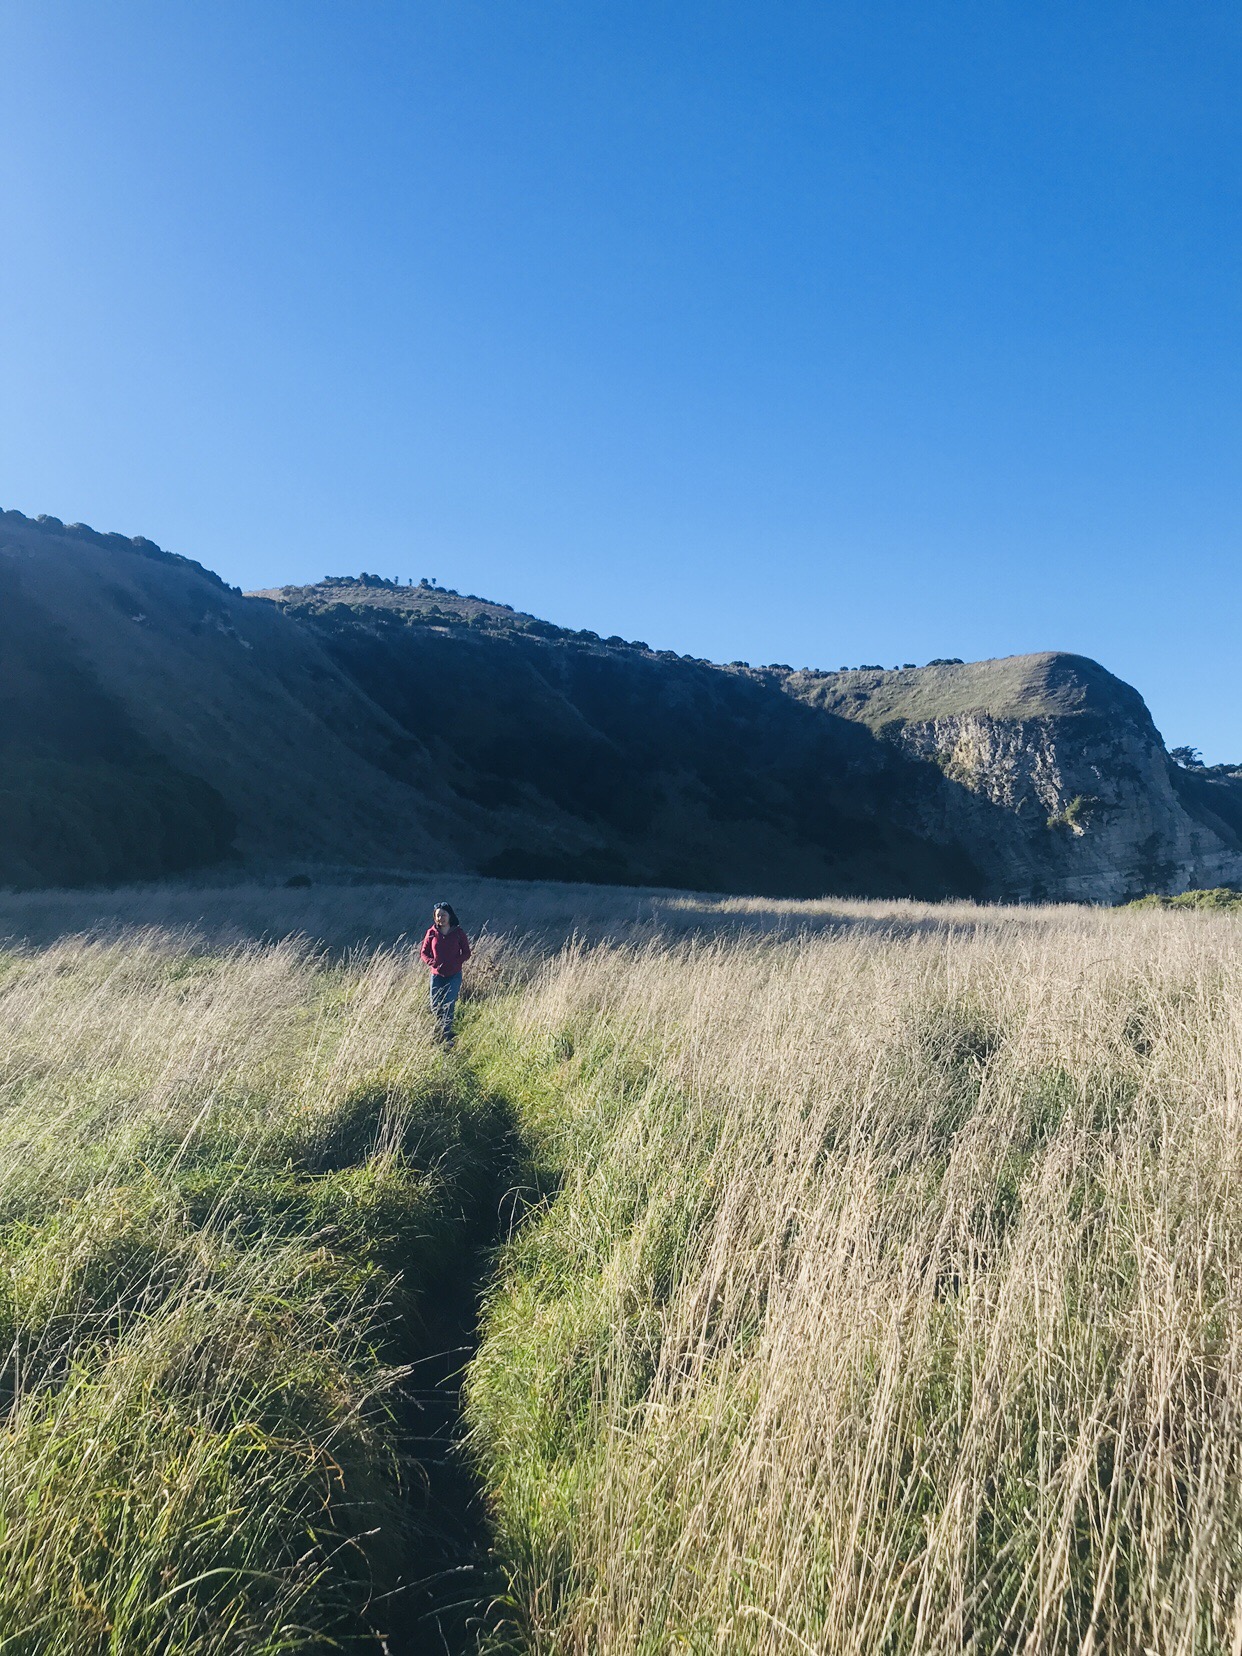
0,937,521,1655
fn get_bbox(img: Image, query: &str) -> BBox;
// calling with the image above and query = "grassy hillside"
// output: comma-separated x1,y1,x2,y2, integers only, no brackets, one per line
3,875,1242,1651
252,574,545,633
787,649,1152,729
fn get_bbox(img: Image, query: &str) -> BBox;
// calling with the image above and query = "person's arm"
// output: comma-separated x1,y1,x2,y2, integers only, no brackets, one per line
460,931,472,965
419,929,435,967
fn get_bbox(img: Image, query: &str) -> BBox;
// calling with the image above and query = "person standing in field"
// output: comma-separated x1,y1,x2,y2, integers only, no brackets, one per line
420,902,471,1044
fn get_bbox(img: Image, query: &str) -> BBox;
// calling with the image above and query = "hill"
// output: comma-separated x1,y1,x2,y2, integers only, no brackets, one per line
4,508,1240,901
257,572,979,897
785,651,1242,900
0,555,235,887
0,513,459,885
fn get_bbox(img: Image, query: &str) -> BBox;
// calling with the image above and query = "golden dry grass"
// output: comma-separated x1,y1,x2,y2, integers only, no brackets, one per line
2,876,1240,1652
466,903,1242,1654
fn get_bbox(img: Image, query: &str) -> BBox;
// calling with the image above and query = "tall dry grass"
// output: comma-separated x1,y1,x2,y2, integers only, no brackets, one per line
0,869,1075,956
5,874,1240,1654
467,906,1242,1654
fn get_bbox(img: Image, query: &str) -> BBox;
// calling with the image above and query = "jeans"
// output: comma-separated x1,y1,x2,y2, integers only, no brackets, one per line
429,970,462,1037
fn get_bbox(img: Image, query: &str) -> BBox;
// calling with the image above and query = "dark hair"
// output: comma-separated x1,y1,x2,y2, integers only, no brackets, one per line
433,902,460,928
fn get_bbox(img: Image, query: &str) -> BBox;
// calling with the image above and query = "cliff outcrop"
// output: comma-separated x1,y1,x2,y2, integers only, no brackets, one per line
789,653,1242,902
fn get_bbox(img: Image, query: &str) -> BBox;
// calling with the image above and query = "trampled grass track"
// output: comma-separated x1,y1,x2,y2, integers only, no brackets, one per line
0,934,521,1654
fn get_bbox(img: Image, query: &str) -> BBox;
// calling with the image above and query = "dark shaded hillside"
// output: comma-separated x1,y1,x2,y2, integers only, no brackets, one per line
1169,761,1242,846
0,561,236,887
0,512,460,882
278,596,980,896
4,514,977,897
3,511,1239,901
265,577,1242,904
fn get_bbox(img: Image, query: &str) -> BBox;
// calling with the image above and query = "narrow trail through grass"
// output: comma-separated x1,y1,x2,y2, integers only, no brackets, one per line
0,937,527,1655
378,1035,551,1656
411,1007,566,1656
379,1053,523,1656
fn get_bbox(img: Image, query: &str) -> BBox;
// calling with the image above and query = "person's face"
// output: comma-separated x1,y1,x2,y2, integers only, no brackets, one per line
434,908,450,930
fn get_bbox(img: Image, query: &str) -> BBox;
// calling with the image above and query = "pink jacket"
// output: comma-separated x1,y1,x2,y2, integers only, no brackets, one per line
420,925,471,977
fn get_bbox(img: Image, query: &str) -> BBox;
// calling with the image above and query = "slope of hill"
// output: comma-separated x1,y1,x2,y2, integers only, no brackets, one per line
259,575,981,897
3,508,1239,901
261,575,1242,903
0,557,236,887
0,512,459,885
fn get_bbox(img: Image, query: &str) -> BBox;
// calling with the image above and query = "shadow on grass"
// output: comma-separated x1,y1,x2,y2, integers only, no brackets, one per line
385,1246,514,1656
0,868,1064,965
381,1050,556,1656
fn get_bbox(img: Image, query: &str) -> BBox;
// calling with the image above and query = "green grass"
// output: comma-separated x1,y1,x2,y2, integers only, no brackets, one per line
788,649,1140,727
1046,792,1101,832
0,935,514,1653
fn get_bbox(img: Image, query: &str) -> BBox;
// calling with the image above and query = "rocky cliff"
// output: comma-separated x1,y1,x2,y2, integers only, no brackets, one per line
787,654,1242,903
3,508,1238,902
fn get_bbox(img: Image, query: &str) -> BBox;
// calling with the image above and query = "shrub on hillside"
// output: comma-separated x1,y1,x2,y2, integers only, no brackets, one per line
1127,885,1242,911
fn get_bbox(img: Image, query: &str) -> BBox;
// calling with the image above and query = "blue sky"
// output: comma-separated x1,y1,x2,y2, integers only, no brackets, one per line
1,2,1238,757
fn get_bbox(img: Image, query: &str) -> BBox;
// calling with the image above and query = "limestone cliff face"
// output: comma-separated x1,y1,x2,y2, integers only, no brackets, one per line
791,652,1242,904
893,711,1242,903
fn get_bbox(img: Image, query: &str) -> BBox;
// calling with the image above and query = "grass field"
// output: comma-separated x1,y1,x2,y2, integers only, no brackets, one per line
1,876,1241,1653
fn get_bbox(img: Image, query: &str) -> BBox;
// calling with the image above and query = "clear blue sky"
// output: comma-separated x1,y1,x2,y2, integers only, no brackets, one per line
1,3,1238,757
